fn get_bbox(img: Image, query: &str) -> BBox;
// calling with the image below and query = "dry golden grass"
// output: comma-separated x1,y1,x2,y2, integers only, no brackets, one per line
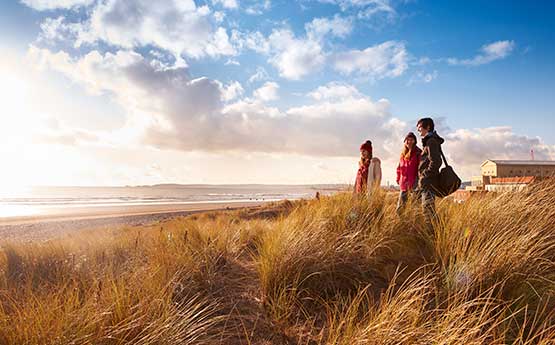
1,183,555,344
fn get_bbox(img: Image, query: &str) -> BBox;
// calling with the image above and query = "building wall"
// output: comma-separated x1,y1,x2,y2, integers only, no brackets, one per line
481,161,555,178
471,175,484,187
481,162,498,176
496,165,555,178
486,183,529,192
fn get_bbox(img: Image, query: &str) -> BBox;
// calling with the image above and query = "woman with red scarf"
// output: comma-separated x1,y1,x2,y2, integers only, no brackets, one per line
396,132,421,214
354,140,382,196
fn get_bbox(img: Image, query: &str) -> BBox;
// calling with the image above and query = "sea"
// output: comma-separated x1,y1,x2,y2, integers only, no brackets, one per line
0,184,346,218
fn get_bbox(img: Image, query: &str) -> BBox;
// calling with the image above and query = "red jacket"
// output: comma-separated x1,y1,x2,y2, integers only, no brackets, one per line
396,147,421,192
355,159,370,193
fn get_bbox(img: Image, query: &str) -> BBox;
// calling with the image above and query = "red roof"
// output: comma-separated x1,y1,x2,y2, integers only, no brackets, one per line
490,176,535,184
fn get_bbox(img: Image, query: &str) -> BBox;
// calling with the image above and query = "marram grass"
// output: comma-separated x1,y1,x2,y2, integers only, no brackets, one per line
2,182,555,344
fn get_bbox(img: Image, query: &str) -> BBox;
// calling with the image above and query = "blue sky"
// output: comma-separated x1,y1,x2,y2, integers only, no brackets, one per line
0,0,554,186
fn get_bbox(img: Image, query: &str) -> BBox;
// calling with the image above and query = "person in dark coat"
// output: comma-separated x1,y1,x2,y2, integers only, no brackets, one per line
416,117,444,224
396,132,422,214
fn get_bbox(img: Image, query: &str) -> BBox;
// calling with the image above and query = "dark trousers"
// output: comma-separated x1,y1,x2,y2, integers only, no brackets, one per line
397,180,418,215
421,188,436,226
396,190,409,215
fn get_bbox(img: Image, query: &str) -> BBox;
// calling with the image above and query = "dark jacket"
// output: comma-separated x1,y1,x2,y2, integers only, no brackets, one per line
418,131,444,189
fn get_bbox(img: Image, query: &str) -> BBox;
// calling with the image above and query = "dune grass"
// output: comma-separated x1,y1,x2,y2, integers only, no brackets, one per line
1,182,555,344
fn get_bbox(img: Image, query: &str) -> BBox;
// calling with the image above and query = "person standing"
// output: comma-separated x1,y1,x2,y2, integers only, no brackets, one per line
354,140,382,196
416,118,444,224
396,132,422,214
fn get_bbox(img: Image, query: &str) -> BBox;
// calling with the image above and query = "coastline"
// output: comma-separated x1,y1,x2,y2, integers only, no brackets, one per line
0,200,270,243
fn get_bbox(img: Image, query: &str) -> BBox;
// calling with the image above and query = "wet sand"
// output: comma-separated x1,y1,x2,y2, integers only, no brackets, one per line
0,201,268,243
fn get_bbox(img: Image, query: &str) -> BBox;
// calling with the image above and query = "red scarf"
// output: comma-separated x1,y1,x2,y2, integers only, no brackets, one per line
355,159,370,193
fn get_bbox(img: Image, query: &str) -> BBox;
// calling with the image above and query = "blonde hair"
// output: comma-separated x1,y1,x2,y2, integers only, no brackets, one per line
400,141,414,160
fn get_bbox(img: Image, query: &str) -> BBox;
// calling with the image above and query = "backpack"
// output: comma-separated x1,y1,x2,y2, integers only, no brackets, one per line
432,146,461,198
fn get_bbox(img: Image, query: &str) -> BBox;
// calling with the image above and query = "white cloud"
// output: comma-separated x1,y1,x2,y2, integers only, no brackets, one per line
305,14,353,40
233,28,326,79
28,46,223,147
316,0,396,20
28,46,554,183
245,0,271,15
21,50,555,188
253,81,279,101
267,29,326,80
213,11,226,23
233,14,409,81
233,13,355,80
20,0,93,10
38,16,67,42
446,127,555,165
448,40,516,66
231,30,271,54
407,70,438,85
307,81,361,100
248,66,270,83
221,81,244,101
224,58,240,66
28,46,403,157
212,0,238,9
49,0,238,65
332,40,408,78
37,16,94,47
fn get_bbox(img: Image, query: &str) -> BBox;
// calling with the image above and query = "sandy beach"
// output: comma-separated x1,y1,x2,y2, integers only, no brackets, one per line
0,200,269,242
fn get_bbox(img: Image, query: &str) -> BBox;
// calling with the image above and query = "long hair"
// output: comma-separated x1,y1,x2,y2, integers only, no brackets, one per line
359,156,371,167
400,140,415,160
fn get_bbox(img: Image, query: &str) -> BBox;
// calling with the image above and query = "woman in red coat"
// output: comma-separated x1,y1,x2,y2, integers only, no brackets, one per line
354,140,382,196
396,132,421,214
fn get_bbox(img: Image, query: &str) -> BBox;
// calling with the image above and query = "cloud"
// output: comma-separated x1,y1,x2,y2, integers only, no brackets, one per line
253,81,279,101
445,126,555,166
316,0,396,21
230,30,271,54
245,0,271,15
42,0,238,65
37,16,94,47
448,40,516,66
224,58,240,66
20,0,93,10
38,16,69,43
233,14,355,80
305,14,354,40
307,81,361,100
332,40,408,78
267,29,326,80
28,46,404,157
407,70,438,85
29,46,554,183
212,0,238,9
231,13,407,81
221,81,244,101
248,66,270,83
36,128,99,146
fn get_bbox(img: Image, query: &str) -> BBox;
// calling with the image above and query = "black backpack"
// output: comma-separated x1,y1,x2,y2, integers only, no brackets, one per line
432,147,461,198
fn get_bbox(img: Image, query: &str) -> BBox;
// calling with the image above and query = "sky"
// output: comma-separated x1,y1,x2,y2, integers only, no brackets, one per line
0,0,554,187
